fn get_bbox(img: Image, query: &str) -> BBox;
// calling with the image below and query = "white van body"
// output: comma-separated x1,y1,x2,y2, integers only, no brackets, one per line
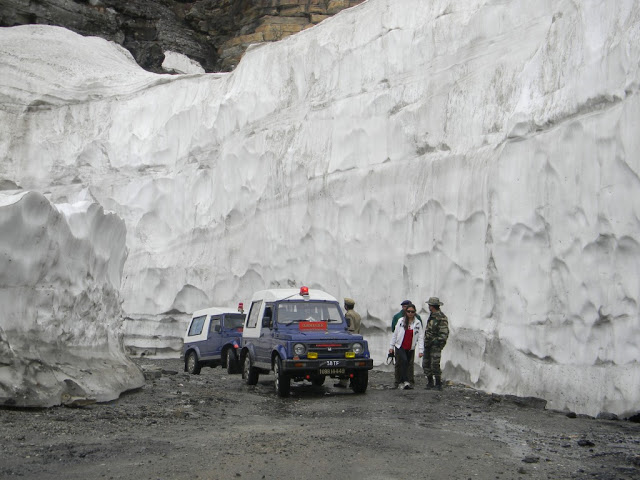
182,307,238,344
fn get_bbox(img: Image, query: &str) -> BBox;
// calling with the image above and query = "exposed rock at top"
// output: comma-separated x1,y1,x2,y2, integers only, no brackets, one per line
0,0,365,72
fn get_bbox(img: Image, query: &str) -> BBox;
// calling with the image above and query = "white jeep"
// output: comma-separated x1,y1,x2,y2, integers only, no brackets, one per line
182,307,246,375
240,286,373,396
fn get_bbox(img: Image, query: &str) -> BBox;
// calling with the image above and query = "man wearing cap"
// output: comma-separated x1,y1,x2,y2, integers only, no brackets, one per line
423,297,449,390
343,298,361,334
335,298,362,388
392,300,411,332
391,300,422,388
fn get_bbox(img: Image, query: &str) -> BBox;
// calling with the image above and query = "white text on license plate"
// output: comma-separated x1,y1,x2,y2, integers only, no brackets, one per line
319,368,345,375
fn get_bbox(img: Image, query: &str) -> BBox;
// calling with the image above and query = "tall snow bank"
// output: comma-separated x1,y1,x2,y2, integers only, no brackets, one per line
0,191,143,407
1,1,639,416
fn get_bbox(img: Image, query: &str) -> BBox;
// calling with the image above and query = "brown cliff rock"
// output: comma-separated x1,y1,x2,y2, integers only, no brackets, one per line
0,0,364,73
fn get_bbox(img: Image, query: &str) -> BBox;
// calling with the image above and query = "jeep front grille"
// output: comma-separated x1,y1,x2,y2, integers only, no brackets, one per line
308,343,350,357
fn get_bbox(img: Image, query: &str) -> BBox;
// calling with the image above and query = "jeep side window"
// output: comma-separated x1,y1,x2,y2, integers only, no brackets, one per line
210,316,221,333
188,315,206,336
262,306,273,328
246,300,263,328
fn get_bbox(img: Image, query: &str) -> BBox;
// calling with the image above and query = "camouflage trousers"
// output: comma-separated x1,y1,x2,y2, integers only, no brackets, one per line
422,347,443,377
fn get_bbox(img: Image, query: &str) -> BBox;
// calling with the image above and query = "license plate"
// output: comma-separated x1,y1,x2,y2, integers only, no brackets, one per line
321,360,345,367
319,368,345,375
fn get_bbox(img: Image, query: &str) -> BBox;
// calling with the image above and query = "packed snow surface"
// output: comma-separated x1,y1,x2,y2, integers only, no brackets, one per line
162,51,205,75
1,0,639,415
0,190,144,406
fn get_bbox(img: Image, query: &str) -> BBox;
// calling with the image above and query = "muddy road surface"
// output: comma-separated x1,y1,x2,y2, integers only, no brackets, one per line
1,358,639,480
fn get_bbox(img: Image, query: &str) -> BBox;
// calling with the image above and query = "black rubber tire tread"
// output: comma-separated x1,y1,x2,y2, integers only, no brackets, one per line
226,349,239,374
243,354,259,385
186,351,201,375
351,370,368,394
274,357,291,397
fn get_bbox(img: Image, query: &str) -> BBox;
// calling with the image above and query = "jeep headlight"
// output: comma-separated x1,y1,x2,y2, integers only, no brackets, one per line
293,343,306,356
352,342,364,355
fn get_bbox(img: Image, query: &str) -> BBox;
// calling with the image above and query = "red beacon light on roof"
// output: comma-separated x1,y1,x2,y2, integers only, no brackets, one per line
299,286,310,298
238,302,244,313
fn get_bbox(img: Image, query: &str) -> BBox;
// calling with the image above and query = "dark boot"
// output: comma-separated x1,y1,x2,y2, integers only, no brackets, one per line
435,376,443,391
425,376,434,390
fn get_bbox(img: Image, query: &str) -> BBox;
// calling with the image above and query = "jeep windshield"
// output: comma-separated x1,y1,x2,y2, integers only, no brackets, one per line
276,301,343,325
224,314,245,329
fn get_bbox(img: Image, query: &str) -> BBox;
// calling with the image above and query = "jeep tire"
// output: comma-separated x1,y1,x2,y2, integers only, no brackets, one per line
351,370,368,394
186,351,201,375
226,349,239,375
311,375,325,386
243,354,259,385
274,357,291,397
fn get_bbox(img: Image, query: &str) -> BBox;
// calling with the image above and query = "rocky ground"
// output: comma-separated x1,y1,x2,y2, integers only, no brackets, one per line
1,358,639,480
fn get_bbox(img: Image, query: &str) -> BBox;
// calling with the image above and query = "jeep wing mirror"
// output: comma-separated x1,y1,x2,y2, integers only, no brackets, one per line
214,325,221,333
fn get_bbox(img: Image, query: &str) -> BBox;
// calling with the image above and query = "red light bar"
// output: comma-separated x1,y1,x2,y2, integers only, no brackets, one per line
300,286,310,296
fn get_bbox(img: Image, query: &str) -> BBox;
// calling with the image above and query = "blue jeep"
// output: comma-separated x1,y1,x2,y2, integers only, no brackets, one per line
182,307,246,375
240,287,373,396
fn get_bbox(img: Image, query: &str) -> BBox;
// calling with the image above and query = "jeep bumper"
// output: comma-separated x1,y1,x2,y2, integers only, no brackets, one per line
282,358,373,376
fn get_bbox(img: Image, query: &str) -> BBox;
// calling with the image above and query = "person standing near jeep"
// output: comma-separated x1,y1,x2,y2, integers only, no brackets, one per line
392,300,422,388
389,304,424,389
423,297,449,390
344,298,361,334
391,300,411,333
335,297,362,388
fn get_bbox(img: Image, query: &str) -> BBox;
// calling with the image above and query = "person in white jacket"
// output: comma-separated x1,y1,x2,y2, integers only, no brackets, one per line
389,304,425,389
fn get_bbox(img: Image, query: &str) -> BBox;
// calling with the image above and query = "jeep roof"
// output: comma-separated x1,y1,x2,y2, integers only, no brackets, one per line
248,288,337,303
190,306,239,318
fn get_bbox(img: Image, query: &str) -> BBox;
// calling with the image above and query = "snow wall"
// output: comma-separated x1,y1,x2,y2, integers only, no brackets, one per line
0,191,144,407
1,0,639,416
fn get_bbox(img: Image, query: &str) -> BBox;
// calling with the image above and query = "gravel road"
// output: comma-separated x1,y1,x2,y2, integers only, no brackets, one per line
1,358,639,480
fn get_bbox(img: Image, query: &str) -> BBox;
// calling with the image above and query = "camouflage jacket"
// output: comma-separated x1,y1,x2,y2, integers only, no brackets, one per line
424,310,449,349
345,309,362,334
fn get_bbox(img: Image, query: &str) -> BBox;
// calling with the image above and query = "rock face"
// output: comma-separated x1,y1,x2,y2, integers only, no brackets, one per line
0,0,364,72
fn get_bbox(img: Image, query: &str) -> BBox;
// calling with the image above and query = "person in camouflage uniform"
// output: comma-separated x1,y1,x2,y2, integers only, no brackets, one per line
335,297,362,388
423,296,449,390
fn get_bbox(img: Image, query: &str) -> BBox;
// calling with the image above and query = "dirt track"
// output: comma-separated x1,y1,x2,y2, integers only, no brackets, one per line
1,358,639,480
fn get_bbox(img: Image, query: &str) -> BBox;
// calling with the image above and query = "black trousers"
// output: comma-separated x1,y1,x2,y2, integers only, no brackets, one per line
395,347,414,383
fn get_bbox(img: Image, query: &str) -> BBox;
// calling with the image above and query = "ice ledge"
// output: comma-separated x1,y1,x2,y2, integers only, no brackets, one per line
0,191,143,407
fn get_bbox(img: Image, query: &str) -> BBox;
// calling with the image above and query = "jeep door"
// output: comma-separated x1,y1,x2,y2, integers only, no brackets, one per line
207,315,223,357
254,304,275,367
243,300,266,368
